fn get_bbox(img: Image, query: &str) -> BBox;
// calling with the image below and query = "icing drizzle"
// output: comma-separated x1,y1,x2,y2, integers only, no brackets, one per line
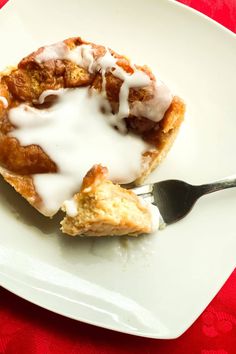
7,41,173,215
9,88,151,215
0,96,8,109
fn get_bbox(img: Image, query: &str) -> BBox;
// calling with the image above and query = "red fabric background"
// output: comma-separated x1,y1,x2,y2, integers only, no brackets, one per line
0,0,236,353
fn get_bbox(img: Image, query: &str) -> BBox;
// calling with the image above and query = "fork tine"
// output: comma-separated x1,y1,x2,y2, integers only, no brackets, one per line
132,184,153,196
141,194,155,203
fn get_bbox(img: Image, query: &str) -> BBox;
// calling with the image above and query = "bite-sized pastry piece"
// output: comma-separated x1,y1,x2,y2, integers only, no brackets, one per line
61,165,160,236
0,36,185,217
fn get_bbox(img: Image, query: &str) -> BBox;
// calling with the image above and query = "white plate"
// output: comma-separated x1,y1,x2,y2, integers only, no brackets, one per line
0,0,236,339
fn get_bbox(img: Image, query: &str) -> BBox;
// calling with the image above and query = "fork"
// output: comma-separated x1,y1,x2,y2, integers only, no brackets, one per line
132,176,236,225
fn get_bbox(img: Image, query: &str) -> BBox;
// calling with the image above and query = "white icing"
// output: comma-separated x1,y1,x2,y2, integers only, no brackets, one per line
130,81,173,122
8,41,173,215
96,49,117,96
113,68,150,133
0,96,8,109
37,88,65,104
36,42,95,73
139,197,160,232
9,88,150,215
35,41,172,126
97,49,117,76
63,198,78,217
35,42,69,63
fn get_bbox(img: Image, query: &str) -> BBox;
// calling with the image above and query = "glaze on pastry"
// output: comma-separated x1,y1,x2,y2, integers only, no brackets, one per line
0,37,185,221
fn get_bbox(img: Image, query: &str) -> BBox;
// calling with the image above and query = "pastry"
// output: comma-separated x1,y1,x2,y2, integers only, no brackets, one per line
0,36,185,220
61,165,159,237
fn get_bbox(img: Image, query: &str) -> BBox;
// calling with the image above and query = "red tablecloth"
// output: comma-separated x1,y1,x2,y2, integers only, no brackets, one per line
0,1,235,353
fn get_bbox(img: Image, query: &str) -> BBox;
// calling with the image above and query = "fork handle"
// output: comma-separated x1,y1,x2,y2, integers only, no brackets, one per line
197,175,236,196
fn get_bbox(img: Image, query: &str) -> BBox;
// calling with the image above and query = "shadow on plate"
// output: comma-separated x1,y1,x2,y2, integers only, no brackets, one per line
0,177,155,264
0,176,62,235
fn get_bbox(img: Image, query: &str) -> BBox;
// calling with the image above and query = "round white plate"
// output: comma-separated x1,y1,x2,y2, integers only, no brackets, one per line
0,0,236,339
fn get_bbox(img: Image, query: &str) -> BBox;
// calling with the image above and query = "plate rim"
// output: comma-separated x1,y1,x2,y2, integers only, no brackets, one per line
0,0,235,339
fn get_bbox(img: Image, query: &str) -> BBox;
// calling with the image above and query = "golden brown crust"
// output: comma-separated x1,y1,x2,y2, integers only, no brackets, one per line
80,164,108,191
0,136,57,174
61,165,152,236
0,36,185,215
0,167,42,211
135,97,185,184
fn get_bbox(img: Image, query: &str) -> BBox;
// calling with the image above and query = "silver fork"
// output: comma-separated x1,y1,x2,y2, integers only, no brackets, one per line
132,176,236,225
